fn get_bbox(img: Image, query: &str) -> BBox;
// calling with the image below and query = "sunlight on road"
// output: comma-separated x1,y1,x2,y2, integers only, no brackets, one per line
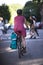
0,47,17,53
18,58,43,65
5,47,17,52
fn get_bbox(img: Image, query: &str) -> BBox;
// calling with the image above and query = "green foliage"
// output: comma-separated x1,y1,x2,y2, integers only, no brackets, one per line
22,1,41,21
32,0,43,2
33,0,40,2
0,4,11,23
0,4,22,24
8,4,23,24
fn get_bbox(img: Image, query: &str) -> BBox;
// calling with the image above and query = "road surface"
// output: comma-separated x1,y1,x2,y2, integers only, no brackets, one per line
0,29,43,65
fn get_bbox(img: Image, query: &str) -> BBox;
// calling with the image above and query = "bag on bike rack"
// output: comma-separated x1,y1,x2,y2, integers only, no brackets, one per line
10,32,17,49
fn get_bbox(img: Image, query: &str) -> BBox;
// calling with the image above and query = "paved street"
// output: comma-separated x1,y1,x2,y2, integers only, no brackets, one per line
0,29,43,65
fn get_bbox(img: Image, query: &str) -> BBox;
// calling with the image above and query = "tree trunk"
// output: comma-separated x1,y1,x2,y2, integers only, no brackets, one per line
40,4,43,22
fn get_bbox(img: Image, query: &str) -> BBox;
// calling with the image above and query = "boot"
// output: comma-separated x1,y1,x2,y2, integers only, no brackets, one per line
22,47,26,53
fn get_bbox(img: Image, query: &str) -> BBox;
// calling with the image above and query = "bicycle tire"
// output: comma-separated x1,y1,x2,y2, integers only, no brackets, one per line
17,35,23,58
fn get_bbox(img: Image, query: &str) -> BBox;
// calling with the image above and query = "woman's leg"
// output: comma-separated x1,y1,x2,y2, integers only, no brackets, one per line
21,36,26,53
22,36,26,47
35,28,39,36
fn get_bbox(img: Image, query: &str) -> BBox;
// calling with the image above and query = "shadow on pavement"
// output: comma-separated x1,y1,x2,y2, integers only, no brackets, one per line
1,49,43,65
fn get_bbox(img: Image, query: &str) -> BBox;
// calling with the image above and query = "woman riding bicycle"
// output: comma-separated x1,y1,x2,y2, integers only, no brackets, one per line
14,9,28,53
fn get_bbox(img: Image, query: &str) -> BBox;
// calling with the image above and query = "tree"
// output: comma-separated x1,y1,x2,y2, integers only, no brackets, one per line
32,0,43,2
0,4,11,24
32,0,43,25
22,1,41,22
40,2,43,23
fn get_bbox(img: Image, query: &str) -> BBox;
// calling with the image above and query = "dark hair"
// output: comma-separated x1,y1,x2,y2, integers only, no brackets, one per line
32,16,36,20
17,9,22,15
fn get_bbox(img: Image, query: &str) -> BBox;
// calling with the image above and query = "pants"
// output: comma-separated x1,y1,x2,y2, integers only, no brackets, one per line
34,27,39,36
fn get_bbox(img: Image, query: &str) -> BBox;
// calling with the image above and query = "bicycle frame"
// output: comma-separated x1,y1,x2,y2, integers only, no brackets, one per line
16,31,23,58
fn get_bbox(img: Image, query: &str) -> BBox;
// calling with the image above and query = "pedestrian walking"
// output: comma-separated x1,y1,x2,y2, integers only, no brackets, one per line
32,16,39,37
29,16,39,38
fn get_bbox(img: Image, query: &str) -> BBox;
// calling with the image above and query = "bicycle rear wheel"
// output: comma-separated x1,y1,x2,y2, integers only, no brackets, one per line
17,36,23,58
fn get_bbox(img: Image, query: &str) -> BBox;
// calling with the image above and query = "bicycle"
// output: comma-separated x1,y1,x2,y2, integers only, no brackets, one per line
16,31,24,58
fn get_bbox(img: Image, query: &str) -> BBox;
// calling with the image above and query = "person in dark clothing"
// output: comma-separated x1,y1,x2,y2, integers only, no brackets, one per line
34,27,39,36
32,16,39,36
29,16,39,38
29,16,34,31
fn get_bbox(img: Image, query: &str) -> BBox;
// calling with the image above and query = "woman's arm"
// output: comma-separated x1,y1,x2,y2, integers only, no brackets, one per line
25,19,30,28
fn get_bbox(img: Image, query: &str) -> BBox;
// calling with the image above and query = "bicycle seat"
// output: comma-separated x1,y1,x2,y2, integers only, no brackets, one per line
16,31,22,36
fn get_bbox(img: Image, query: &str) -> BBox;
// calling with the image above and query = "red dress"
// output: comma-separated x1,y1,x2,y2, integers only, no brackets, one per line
14,15,26,37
